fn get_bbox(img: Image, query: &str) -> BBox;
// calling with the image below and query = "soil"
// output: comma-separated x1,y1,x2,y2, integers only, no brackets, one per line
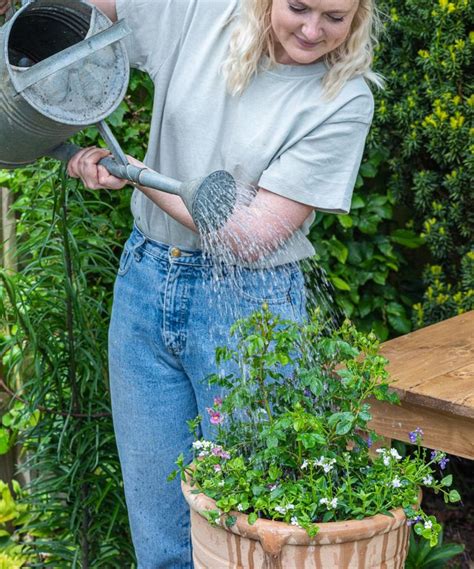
421,456,473,569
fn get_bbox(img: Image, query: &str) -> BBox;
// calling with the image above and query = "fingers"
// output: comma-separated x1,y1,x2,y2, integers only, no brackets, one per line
0,0,11,15
67,147,128,190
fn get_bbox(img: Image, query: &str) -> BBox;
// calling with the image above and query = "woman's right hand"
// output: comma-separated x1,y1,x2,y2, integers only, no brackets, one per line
67,147,129,190
0,0,11,16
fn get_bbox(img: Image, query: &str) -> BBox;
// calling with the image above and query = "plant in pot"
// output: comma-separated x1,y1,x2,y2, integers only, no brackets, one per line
172,306,461,568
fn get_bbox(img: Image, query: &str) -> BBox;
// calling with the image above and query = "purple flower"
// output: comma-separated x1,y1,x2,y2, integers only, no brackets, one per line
407,515,422,527
366,436,373,448
430,450,450,470
439,456,450,470
409,427,424,444
207,407,224,425
211,446,231,460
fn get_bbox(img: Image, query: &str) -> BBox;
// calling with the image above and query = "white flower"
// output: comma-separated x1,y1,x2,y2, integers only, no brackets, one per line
314,457,336,473
424,520,433,530
290,516,300,527
286,504,295,510
320,497,337,509
301,459,309,470
375,448,391,466
218,481,225,487
422,475,433,486
392,477,402,488
237,504,244,512
275,505,287,515
390,448,402,461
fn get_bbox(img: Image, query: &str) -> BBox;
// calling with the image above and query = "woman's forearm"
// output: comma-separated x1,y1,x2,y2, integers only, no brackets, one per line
136,185,198,232
87,0,117,21
136,183,312,262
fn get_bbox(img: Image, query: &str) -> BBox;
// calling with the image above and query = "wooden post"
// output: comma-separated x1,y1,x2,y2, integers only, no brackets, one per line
1,186,18,272
0,186,18,486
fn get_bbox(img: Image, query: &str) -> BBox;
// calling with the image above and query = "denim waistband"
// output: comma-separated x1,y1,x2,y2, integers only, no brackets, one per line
128,224,214,268
127,224,301,274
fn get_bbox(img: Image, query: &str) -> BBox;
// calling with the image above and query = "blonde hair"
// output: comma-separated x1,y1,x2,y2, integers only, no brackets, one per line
221,0,384,100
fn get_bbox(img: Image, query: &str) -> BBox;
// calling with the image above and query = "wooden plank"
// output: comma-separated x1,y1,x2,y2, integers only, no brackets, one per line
1,186,18,272
368,398,474,460
0,187,18,487
379,312,474,417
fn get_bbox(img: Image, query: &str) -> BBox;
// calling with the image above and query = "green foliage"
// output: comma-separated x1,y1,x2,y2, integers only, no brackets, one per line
176,306,460,544
406,527,464,568
308,145,419,341
0,68,153,568
310,0,473,334
371,0,473,326
0,479,34,567
0,173,134,566
413,252,474,328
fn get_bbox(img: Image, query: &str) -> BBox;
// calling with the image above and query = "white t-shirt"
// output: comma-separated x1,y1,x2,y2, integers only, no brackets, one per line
116,0,374,267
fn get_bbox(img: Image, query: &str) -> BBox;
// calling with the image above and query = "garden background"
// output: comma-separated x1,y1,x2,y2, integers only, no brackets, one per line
0,0,472,567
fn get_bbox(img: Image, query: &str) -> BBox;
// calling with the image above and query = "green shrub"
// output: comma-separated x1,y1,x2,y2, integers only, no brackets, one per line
372,0,473,327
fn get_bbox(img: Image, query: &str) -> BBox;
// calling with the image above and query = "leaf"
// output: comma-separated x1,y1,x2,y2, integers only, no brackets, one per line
448,490,461,503
391,229,424,249
441,475,452,487
0,429,10,455
331,277,351,291
247,512,258,525
360,162,378,178
351,195,365,209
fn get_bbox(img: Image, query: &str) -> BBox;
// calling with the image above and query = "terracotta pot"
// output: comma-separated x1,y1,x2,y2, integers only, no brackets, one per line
182,480,412,569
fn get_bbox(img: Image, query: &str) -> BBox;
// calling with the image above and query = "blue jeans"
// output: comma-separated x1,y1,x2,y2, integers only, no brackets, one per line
108,225,306,569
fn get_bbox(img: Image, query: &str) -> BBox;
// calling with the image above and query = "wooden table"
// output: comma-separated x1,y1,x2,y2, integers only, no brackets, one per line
368,311,474,460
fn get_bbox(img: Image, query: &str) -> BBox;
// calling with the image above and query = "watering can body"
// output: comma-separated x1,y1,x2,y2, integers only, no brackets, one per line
0,0,130,169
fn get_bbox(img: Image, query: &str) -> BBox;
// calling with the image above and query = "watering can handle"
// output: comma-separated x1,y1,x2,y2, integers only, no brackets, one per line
49,143,183,196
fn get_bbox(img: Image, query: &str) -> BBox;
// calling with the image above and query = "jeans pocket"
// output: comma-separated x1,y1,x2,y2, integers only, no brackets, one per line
230,264,299,305
117,245,132,277
117,235,146,277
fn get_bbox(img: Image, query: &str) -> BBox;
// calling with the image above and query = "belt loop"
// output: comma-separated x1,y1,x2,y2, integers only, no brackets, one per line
132,235,146,262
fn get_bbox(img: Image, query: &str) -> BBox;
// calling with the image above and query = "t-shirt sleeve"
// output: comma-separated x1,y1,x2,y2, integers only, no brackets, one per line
258,94,374,214
115,0,192,75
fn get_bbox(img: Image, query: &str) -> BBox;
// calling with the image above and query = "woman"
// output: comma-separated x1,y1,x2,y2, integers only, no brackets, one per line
1,0,382,566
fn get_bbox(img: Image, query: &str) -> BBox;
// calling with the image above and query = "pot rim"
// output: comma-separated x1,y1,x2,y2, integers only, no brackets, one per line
182,479,413,546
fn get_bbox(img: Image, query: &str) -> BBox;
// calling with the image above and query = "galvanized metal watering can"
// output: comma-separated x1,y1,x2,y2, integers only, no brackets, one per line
0,0,237,232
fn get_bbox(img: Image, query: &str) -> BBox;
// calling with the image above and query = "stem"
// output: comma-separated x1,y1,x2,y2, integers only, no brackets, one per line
59,187,81,415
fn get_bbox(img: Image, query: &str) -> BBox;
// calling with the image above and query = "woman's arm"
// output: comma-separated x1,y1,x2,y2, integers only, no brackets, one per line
86,0,117,22
67,148,313,262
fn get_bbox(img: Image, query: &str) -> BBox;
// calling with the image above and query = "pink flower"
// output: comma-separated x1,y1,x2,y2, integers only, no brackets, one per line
213,464,222,472
213,396,223,407
207,407,224,425
212,446,231,460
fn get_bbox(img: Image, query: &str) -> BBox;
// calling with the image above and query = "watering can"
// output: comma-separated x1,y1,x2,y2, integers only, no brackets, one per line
0,0,237,232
